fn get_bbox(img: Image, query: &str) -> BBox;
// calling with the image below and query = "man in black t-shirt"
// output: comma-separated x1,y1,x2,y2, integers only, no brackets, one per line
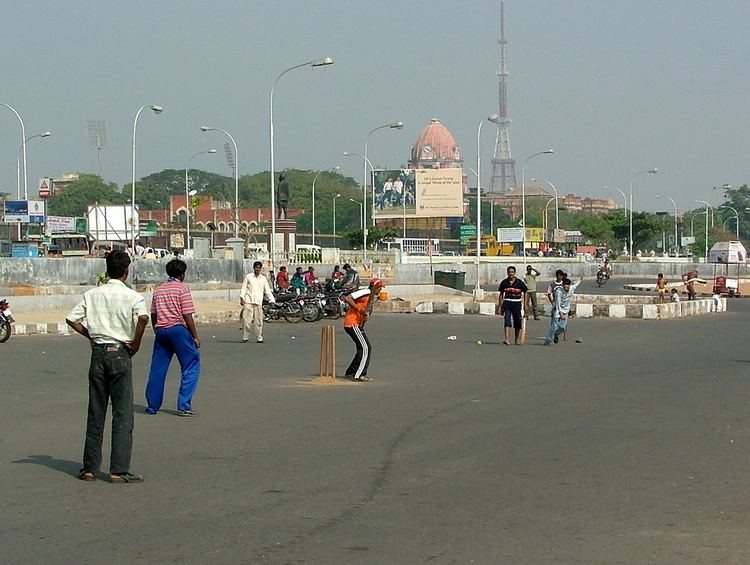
498,266,528,345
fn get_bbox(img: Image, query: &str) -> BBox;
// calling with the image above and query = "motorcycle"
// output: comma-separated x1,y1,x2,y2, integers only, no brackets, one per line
300,291,324,322
0,299,15,343
262,292,303,323
320,289,347,320
596,269,609,287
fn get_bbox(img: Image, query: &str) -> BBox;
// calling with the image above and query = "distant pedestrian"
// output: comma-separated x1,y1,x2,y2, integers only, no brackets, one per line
524,265,541,320
547,269,566,304
498,266,528,345
343,277,384,381
545,276,582,345
656,273,667,303
341,263,360,290
66,250,149,483
240,261,276,343
144,259,201,417
670,288,680,303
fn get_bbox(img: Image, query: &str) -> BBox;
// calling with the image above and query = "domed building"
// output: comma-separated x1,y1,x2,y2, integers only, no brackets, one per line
409,118,463,170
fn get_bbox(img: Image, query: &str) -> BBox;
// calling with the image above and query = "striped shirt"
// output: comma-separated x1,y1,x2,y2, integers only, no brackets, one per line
66,279,148,344
151,277,196,329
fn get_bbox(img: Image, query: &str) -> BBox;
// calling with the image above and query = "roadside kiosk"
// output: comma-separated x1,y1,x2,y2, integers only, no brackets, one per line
708,241,746,297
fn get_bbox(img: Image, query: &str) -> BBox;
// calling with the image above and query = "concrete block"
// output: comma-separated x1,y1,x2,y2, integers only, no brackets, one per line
447,302,465,315
609,304,626,318
643,304,658,319
479,302,496,316
576,303,593,318
57,323,70,335
433,302,449,314
14,324,27,335
415,302,433,313
37,324,48,334
625,305,643,318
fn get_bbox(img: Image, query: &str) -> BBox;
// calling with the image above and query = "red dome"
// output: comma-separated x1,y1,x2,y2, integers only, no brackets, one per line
410,119,461,166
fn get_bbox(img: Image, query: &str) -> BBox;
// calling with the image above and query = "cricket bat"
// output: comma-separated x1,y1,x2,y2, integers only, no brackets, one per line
520,308,527,344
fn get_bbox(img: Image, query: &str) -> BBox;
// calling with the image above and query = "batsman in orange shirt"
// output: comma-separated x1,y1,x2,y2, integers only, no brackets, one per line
342,277,385,382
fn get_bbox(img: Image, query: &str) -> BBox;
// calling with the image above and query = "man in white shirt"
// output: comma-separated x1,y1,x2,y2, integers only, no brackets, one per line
239,261,276,343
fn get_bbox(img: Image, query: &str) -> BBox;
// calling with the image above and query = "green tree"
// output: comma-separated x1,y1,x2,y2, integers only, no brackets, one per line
47,174,125,217
340,226,400,250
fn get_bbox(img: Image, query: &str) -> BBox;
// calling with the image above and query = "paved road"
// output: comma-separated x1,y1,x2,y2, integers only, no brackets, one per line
2,301,749,563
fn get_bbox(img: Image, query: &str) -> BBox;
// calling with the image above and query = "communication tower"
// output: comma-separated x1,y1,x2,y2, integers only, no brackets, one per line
489,2,517,194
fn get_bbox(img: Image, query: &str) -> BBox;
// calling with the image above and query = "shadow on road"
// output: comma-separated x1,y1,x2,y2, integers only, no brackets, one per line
12,454,80,477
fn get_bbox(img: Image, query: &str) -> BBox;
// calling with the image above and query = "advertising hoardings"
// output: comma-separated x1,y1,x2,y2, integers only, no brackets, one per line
372,168,463,219
3,200,45,223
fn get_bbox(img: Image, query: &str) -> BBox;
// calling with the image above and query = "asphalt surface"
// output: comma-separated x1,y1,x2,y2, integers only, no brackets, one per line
2,300,750,564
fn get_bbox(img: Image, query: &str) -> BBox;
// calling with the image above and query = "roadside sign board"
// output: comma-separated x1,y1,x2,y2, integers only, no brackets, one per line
3,200,45,223
139,219,158,236
459,224,477,244
38,177,52,198
47,215,77,233
681,236,696,246
497,227,524,242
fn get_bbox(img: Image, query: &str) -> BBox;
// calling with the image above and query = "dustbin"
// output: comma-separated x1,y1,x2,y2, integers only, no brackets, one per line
434,270,466,290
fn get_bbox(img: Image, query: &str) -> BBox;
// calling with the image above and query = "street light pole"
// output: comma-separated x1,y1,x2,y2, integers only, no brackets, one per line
719,204,740,240
1,103,27,200
696,199,713,261
185,149,216,251
343,151,373,254
17,132,51,199
474,115,501,299
628,168,658,262
131,104,163,252
543,197,556,234
540,179,559,230
311,166,339,247
332,193,341,237
655,194,679,256
269,56,334,270
521,150,554,266
200,127,239,238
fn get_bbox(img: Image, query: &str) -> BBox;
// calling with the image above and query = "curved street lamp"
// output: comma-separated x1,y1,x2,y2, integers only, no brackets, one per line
332,193,341,237
474,115,501,298
521,149,554,266
201,126,239,237
628,168,658,262
17,131,51,199
185,149,217,250
655,194,679,256
1,103,28,200
311,166,339,246
365,121,404,228
131,104,163,251
719,204,739,240
269,56,334,269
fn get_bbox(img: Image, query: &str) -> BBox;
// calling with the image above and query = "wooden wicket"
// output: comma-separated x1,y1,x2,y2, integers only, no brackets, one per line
319,325,336,378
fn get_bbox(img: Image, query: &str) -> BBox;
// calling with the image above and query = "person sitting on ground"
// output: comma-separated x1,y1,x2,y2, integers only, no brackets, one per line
670,288,680,303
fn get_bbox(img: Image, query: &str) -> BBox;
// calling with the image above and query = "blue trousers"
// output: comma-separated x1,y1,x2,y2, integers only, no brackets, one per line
545,315,568,344
145,324,201,412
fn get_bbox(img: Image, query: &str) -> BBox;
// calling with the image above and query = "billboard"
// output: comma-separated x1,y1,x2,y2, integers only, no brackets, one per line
3,200,45,223
88,205,138,241
372,168,463,219
497,227,524,242
47,216,77,233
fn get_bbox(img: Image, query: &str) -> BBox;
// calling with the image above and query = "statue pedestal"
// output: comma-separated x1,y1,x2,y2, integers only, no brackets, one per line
267,219,296,253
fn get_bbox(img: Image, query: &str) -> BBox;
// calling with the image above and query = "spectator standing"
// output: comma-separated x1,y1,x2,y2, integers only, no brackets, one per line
240,261,276,343
65,250,149,483
144,259,201,417
524,265,541,320
547,269,566,304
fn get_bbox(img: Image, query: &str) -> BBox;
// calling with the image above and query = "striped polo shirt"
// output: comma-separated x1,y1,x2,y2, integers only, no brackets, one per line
151,277,196,329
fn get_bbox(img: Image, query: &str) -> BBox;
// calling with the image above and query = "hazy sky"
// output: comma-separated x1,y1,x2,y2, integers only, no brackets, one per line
2,0,748,212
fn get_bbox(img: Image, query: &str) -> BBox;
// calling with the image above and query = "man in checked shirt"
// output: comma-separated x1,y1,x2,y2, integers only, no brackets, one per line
66,250,149,483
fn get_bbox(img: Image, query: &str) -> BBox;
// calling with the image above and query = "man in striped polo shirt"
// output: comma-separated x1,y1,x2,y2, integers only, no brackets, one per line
498,265,528,346
342,277,384,382
144,259,201,417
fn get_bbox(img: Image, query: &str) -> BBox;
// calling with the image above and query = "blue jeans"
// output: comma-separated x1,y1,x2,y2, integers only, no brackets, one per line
83,344,134,474
145,324,201,412
545,315,568,344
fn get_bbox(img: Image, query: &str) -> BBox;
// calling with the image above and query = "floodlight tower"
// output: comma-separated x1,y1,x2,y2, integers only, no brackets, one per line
489,1,518,195
87,119,108,178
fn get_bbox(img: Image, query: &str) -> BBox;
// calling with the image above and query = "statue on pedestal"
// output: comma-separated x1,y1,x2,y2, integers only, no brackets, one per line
277,173,289,219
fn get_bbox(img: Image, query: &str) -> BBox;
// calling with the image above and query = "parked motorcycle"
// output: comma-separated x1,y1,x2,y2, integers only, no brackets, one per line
263,292,303,323
300,291,324,322
0,299,15,343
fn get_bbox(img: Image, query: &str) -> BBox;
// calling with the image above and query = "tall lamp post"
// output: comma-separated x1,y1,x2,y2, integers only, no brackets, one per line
131,104,163,252
311,166,339,246
17,132,51,199
540,179,559,230
543,197,556,233
269,56,334,270
185,149,217,250
696,199,713,261
655,194,679,256
332,193,341,237
364,122,404,228
343,151,373,256
1,103,27,200
521,149,554,266
474,115,501,299
719,204,740,240
201,126,239,237
628,168,658,262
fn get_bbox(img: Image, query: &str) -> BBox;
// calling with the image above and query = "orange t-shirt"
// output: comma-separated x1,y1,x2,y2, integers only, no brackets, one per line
344,288,371,328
